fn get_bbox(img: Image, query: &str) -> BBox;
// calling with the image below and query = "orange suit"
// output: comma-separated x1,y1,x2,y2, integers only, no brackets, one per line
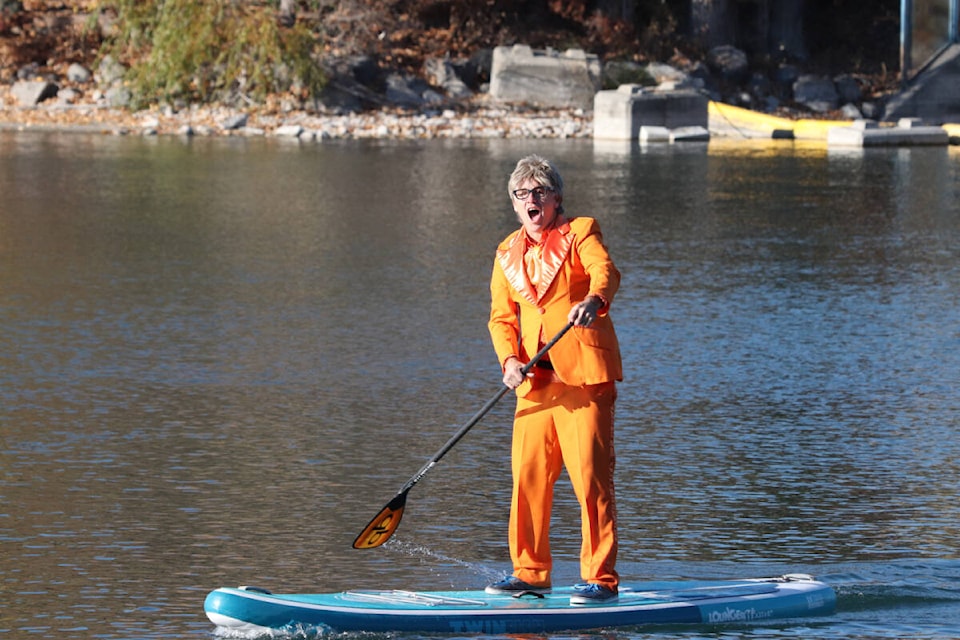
488,216,622,591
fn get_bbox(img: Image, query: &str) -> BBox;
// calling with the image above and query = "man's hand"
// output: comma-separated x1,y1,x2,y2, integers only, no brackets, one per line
569,295,603,327
502,356,530,389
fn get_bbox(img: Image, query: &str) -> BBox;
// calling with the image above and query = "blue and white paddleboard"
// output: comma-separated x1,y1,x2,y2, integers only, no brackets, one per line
204,574,835,635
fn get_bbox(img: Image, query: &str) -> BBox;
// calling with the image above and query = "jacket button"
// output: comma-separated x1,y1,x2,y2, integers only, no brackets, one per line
538,307,546,314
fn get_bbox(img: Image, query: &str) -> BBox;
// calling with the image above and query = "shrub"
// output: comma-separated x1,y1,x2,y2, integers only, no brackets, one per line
101,0,325,109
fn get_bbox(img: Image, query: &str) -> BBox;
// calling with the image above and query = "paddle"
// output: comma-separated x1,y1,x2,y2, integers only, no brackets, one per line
352,321,575,549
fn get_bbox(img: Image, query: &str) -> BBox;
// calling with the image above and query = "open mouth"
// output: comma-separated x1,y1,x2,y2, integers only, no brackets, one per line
527,206,543,222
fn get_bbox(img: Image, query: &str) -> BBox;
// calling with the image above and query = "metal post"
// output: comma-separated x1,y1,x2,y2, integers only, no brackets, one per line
901,0,913,85
951,0,959,42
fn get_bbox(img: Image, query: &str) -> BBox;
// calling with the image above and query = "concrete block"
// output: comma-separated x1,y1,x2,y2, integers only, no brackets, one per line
489,45,601,110
639,126,670,142
670,126,711,142
827,121,948,147
897,117,925,128
594,86,708,140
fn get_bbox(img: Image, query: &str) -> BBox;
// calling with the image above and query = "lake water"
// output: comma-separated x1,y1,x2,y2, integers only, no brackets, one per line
1,131,959,639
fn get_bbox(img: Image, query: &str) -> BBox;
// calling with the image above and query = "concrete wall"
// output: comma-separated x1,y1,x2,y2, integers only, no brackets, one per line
489,45,601,110
594,86,708,140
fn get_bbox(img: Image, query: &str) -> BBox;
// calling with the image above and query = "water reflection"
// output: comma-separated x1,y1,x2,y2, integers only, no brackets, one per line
1,133,959,638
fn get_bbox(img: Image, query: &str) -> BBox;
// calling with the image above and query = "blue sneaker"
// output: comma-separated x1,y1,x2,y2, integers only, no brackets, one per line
570,583,618,605
485,576,550,595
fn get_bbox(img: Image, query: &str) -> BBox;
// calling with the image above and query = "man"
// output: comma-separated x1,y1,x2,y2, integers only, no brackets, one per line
486,154,623,605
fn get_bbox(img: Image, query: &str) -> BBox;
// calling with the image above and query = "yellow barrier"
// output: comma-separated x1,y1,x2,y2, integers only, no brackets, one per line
709,102,850,140
943,123,960,144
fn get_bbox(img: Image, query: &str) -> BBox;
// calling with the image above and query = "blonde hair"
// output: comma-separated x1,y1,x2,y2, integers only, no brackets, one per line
507,154,565,214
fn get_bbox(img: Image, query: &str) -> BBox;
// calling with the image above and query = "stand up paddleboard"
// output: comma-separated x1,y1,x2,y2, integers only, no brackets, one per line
205,574,835,635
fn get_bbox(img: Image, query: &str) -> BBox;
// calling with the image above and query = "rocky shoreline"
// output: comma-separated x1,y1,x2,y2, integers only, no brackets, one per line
0,45,874,142
0,87,594,140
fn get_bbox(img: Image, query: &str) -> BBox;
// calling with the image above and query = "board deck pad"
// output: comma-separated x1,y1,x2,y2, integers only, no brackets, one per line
205,574,835,635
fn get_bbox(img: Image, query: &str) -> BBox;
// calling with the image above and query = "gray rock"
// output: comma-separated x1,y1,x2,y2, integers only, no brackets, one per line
841,103,864,119
95,55,126,86
453,48,492,89
57,87,81,104
774,64,801,89
422,88,446,105
601,60,653,90
861,101,882,119
220,113,249,130
834,74,862,104
707,45,749,82
793,74,839,112
424,56,472,99
16,63,41,81
645,62,687,85
317,84,364,113
67,63,92,84
345,55,380,86
385,73,424,107
105,85,132,108
12,80,59,105
275,124,304,137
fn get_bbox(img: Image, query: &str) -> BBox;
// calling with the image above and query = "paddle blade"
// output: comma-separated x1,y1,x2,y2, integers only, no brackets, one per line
353,492,407,549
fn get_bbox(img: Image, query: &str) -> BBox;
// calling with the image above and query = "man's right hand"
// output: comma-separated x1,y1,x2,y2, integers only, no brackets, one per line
502,356,530,389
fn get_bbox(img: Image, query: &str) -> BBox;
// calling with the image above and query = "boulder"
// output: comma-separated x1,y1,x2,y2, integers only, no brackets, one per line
95,55,126,87
489,45,601,110
706,45,749,82
834,74,862,104
601,60,654,90
12,79,59,105
220,113,249,130
793,75,839,113
67,63,92,84
424,56,472,99
384,73,426,107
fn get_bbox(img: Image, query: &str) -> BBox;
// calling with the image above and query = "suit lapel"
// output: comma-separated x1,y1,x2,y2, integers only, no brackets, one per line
497,231,538,305
536,218,571,300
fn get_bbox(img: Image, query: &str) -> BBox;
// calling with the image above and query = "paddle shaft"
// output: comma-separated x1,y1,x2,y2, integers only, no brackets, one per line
398,321,574,494
352,321,574,548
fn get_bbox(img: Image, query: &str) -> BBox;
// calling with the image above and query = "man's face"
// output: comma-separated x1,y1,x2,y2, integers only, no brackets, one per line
512,178,560,241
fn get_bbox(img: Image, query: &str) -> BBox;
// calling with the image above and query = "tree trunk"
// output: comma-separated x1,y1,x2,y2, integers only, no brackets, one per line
770,0,808,60
593,0,634,23
690,0,735,48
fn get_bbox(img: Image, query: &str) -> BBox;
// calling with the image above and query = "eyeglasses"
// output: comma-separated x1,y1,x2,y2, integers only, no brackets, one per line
512,186,553,200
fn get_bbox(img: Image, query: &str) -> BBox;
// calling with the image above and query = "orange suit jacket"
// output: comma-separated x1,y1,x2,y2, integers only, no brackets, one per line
489,216,622,396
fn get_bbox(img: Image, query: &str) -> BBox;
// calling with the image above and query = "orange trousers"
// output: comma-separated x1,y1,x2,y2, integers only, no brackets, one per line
508,379,619,591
